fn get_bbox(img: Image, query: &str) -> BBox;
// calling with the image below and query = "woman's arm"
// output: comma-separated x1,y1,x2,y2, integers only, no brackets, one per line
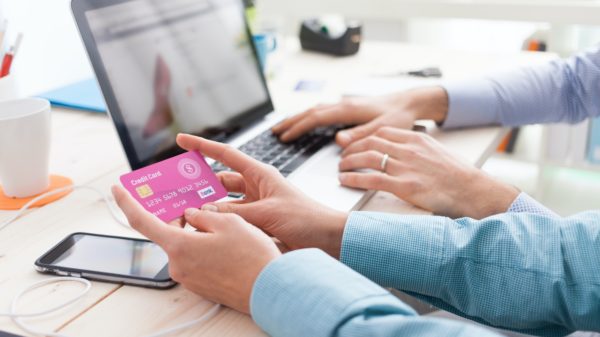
443,46,600,128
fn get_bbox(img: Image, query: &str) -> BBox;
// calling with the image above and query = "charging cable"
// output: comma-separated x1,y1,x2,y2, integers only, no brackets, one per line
0,278,92,337
0,186,222,337
0,276,220,337
0,185,130,232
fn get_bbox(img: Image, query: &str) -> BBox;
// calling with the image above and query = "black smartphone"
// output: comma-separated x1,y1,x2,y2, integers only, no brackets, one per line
35,232,176,289
0,330,25,337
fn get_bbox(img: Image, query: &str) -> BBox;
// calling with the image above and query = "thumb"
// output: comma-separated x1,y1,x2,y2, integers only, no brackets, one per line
336,121,382,148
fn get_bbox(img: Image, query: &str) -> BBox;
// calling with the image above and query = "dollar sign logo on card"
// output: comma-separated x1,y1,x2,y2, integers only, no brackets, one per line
177,158,202,180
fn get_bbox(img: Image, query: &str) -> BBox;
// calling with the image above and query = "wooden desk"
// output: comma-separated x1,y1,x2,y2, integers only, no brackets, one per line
0,40,555,337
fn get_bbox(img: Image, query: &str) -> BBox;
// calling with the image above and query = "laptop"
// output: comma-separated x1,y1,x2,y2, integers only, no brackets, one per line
71,0,372,211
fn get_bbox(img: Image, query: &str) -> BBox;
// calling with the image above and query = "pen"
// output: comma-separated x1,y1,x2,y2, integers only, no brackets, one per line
0,33,23,78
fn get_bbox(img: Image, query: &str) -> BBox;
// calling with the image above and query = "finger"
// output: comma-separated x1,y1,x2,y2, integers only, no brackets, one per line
336,120,382,148
374,127,425,144
112,186,180,246
271,110,312,135
279,106,341,142
168,217,186,228
177,134,262,175
184,208,221,233
338,172,398,192
210,201,254,219
217,171,246,194
341,136,400,158
339,151,388,172
272,238,291,253
272,104,334,135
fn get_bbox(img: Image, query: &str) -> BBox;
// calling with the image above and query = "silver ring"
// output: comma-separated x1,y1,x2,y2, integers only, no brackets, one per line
380,153,390,172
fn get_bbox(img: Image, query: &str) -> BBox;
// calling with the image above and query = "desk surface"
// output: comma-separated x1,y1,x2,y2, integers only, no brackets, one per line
0,40,555,337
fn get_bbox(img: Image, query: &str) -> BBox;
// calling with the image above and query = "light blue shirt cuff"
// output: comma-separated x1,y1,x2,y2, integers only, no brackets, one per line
507,192,559,217
442,79,501,129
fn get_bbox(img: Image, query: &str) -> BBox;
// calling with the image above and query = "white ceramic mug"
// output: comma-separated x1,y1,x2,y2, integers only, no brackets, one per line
0,98,51,198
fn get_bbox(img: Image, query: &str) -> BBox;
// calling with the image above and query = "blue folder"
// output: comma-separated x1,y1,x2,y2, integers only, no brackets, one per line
38,79,107,113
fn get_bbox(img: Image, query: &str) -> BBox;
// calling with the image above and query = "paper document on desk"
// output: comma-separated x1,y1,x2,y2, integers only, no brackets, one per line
344,78,439,97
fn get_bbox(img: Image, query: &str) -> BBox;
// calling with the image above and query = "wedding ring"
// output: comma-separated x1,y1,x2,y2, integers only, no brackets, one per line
380,153,390,172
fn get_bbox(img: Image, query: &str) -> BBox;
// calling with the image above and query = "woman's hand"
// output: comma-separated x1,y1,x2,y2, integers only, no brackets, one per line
271,87,449,147
112,186,281,314
338,127,520,219
177,134,349,258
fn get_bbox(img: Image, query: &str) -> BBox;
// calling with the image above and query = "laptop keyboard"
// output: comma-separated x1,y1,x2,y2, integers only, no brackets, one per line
211,126,340,177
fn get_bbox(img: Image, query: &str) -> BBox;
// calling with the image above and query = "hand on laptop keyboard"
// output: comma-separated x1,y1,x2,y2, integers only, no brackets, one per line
211,126,342,177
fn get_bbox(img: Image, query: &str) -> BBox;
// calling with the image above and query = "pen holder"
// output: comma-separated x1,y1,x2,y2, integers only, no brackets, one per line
0,74,19,102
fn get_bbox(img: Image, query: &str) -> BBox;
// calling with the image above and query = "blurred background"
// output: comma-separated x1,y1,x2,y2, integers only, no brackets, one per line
2,0,599,215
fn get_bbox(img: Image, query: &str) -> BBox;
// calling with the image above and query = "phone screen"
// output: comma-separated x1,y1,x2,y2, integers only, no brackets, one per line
50,234,168,279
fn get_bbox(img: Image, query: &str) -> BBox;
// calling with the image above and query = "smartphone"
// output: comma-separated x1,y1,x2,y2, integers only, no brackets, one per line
35,232,176,289
0,330,25,337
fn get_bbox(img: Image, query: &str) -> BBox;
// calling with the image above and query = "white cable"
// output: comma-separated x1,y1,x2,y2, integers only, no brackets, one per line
0,185,131,232
0,277,91,337
0,185,222,337
143,303,221,337
0,276,220,337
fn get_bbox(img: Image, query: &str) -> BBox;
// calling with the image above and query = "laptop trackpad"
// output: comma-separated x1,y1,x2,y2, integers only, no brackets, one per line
288,144,365,211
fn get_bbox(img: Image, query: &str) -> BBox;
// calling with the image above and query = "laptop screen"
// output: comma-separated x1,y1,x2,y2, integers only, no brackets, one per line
84,0,270,164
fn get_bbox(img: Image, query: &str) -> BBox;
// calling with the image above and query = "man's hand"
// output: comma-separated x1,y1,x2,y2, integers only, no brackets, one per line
338,127,520,219
177,134,348,258
112,186,281,314
271,87,449,147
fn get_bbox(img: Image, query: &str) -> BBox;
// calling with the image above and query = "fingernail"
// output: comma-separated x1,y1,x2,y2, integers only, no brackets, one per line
339,173,348,182
337,132,351,144
185,208,200,217
201,204,218,212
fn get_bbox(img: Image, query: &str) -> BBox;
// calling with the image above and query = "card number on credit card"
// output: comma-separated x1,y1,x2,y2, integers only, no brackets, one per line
120,151,228,222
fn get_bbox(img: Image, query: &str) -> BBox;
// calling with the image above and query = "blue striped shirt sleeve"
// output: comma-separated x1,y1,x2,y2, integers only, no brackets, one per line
340,211,600,336
442,45,600,128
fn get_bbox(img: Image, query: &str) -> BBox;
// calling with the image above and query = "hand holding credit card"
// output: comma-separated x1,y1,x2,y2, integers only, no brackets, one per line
120,151,228,222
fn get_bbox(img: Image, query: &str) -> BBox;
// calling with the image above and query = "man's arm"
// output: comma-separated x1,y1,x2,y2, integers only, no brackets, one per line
442,46,600,128
341,211,600,336
251,249,502,337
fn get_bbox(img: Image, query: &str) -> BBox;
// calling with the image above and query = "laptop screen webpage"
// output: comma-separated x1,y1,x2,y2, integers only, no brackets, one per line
85,0,269,163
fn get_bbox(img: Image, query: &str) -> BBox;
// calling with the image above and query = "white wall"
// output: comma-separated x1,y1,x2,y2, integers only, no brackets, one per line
256,0,600,54
1,0,92,96
2,0,599,96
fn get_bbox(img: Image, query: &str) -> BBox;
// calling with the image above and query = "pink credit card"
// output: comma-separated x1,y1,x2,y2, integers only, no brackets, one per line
120,151,228,222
